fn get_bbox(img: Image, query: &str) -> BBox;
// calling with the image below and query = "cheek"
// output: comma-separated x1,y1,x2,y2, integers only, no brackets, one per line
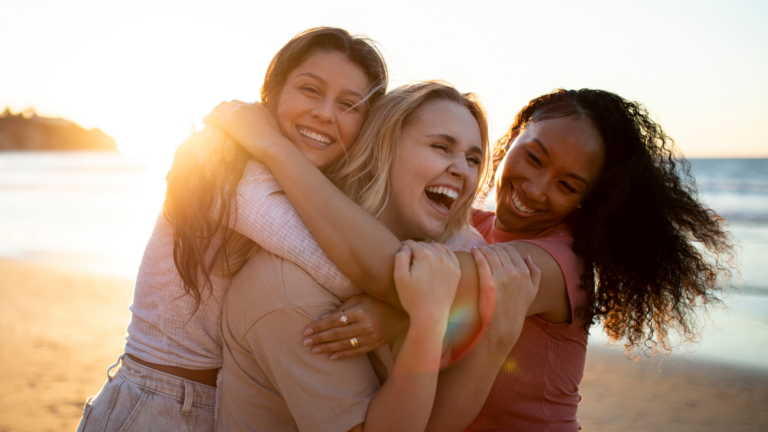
339,115,364,142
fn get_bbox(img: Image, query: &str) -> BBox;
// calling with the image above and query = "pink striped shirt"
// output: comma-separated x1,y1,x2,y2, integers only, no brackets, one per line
467,210,589,432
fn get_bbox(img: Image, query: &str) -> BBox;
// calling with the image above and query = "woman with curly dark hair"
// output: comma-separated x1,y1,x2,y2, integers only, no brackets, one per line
205,88,733,431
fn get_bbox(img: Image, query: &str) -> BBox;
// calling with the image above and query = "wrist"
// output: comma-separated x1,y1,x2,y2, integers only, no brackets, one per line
408,312,449,334
260,137,297,164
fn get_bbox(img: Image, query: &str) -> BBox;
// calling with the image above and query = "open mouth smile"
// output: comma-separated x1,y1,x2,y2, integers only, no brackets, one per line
425,185,460,213
298,126,333,147
510,187,540,215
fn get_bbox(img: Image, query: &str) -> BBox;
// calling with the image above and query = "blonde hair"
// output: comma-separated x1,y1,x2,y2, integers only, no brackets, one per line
325,80,491,244
223,81,491,276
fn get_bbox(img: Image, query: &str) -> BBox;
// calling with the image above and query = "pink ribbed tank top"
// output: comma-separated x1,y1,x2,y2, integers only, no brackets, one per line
467,210,589,432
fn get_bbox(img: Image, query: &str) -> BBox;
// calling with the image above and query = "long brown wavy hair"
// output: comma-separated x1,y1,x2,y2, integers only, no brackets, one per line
163,27,388,313
490,89,735,355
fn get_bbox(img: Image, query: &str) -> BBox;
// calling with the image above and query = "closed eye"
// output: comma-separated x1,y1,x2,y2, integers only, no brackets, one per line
432,143,449,152
467,155,480,166
339,100,361,112
301,86,320,96
526,151,541,166
560,181,577,193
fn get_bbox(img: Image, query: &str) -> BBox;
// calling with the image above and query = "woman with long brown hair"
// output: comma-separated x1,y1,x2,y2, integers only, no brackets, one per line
76,27,389,432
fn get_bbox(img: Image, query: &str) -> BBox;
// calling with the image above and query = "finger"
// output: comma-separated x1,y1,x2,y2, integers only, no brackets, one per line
472,248,497,326
498,242,526,269
210,125,228,165
188,131,203,165
439,243,459,266
394,244,412,280
406,240,431,261
524,255,542,289
199,126,218,176
223,137,238,162
202,111,229,127
303,309,350,336
302,326,350,347
489,244,514,270
472,248,492,283
306,325,362,347
478,246,502,271
329,347,370,361
310,335,366,354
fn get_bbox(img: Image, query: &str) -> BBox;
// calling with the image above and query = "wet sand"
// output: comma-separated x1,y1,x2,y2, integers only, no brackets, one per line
1,258,767,431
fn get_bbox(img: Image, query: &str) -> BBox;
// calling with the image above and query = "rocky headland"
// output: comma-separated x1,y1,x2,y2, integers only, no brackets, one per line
0,109,117,151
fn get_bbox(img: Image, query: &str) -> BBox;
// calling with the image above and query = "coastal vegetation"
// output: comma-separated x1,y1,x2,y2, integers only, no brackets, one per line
0,108,117,151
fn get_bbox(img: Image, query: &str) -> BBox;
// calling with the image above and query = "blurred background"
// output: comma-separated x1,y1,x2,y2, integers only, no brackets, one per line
1,0,766,431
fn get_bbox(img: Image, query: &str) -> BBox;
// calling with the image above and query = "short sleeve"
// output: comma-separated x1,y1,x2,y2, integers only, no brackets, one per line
244,304,380,432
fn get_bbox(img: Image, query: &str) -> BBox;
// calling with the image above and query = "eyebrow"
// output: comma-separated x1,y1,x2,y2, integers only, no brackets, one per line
532,138,589,188
296,72,365,99
427,134,483,156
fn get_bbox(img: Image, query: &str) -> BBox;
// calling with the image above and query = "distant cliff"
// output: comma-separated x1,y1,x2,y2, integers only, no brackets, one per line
0,109,117,151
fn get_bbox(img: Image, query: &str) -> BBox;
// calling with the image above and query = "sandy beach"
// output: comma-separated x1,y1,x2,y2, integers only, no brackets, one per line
1,258,767,432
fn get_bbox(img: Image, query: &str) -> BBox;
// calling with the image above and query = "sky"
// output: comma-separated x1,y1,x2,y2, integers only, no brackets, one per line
1,0,766,168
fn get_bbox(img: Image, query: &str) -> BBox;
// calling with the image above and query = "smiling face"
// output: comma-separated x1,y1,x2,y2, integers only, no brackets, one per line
381,99,484,241
495,116,606,234
276,50,370,170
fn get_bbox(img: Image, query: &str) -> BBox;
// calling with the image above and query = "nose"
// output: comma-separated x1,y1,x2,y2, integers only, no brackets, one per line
311,98,335,123
521,177,546,203
448,153,471,179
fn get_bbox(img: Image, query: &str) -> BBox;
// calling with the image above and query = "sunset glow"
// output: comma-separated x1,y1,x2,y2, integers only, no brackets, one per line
2,0,766,170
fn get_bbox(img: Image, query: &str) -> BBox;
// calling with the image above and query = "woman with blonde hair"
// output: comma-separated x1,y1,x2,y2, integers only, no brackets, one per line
210,81,541,431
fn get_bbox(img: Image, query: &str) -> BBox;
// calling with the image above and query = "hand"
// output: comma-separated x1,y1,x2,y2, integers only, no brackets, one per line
302,294,409,360
472,243,540,344
190,125,239,178
395,240,461,323
202,100,289,161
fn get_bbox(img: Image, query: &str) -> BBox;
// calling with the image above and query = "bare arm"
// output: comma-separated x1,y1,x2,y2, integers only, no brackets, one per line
355,242,461,432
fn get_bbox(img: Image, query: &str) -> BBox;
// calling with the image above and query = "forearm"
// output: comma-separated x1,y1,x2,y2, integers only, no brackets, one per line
426,327,522,431
264,144,402,305
363,316,448,432
216,160,358,297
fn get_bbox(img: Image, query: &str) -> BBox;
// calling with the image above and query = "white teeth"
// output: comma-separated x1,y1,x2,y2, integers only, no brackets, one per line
299,128,331,145
425,186,459,200
511,189,537,214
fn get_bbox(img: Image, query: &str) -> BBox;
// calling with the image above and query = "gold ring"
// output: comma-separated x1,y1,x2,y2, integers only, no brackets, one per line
339,311,348,325
350,337,359,349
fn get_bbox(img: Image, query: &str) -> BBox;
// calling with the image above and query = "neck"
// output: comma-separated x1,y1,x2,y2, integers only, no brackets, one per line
493,217,548,237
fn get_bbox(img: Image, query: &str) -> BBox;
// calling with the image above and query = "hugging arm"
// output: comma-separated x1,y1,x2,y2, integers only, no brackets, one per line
187,126,359,297
203,101,569,331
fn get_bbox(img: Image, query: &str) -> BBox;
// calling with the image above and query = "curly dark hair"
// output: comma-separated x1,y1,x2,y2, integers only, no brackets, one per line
164,27,388,313
491,89,735,354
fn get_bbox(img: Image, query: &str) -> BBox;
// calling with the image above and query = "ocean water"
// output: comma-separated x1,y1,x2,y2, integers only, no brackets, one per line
0,152,766,368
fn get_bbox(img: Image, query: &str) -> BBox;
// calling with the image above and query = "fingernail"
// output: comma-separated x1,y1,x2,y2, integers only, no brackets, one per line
312,347,322,354
303,338,313,346
330,355,338,360
304,328,313,336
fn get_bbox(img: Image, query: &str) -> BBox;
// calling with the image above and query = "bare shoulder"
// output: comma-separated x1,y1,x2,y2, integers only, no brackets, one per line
507,242,570,324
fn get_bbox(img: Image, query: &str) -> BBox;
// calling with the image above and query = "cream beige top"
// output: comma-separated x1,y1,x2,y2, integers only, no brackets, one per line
218,248,393,432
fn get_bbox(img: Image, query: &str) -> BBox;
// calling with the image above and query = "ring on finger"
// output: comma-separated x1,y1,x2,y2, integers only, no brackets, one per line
339,310,348,325
349,337,359,349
